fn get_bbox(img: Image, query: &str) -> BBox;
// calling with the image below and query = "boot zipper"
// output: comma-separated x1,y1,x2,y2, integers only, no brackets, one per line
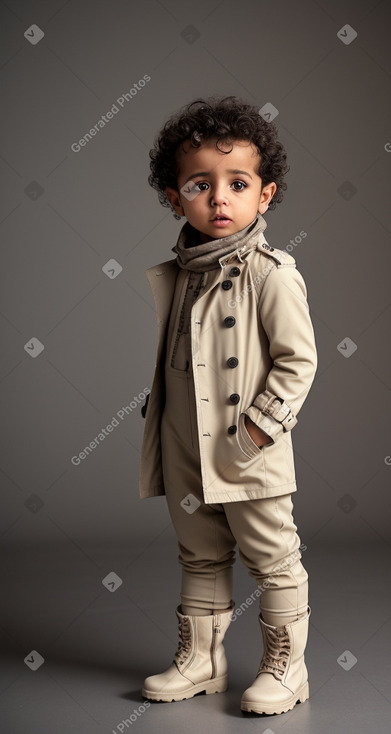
211,614,221,679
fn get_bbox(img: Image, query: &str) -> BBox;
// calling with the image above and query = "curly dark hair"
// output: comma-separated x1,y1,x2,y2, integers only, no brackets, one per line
148,95,290,214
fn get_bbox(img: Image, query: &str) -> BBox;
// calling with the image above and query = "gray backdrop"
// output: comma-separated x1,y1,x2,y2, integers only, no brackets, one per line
1,1,390,733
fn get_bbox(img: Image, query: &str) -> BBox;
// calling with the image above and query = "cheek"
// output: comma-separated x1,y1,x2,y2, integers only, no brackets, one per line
186,198,204,214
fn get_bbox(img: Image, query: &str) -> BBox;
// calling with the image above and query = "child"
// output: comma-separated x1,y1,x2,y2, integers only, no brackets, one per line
138,95,318,716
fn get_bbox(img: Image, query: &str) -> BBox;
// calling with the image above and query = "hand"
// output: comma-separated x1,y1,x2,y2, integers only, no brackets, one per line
244,415,273,448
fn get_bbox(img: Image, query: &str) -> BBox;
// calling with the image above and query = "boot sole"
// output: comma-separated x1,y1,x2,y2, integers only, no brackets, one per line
142,675,228,702
240,681,309,715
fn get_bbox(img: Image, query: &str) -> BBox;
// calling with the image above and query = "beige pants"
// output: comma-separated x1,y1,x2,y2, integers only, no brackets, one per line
161,353,308,626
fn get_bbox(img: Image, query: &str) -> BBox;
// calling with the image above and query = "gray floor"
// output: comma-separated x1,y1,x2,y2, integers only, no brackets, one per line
1,538,390,733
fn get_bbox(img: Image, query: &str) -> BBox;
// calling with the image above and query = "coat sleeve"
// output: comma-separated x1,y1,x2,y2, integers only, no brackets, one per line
243,264,318,444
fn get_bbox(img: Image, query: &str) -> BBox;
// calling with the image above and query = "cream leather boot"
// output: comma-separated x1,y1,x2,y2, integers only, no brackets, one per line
142,603,234,702
241,606,311,715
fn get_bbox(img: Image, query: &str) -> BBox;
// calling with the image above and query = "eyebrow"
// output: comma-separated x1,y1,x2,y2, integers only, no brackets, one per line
183,169,253,185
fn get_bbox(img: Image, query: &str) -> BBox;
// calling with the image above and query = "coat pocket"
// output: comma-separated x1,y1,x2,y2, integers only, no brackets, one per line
237,412,265,460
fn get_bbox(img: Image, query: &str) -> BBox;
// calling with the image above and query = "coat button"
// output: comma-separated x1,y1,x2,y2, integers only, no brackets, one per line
229,393,240,404
224,316,236,328
228,425,237,434
227,357,239,368
222,280,232,290
229,267,240,277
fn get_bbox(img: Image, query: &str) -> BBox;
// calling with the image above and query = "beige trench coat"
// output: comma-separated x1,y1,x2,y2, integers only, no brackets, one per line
139,230,318,504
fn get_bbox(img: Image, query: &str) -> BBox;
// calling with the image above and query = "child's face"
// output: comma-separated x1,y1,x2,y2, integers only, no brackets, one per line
165,137,277,243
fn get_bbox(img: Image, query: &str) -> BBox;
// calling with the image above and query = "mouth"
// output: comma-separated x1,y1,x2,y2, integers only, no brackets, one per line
211,215,231,222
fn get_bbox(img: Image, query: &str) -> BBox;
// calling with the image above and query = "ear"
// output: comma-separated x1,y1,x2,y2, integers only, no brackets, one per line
258,182,277,213
165,186,184,216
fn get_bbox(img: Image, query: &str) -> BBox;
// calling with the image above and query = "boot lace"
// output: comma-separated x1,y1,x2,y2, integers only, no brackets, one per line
174,616,193,666
258,625,290,680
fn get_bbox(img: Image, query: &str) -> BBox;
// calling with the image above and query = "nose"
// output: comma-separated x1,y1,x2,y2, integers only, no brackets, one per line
211,186,228,206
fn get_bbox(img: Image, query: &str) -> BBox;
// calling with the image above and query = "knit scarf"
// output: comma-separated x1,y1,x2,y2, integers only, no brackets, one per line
171,212,268,272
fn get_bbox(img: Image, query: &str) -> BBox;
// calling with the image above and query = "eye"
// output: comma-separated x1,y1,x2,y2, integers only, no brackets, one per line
195,181,209,191
192,180,247,192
